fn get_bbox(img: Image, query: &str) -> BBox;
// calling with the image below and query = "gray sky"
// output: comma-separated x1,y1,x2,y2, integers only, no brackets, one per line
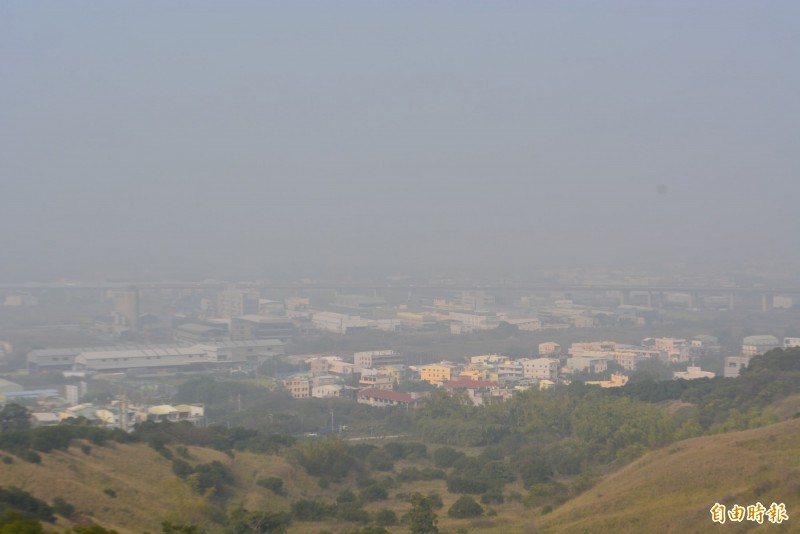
2,1,798,281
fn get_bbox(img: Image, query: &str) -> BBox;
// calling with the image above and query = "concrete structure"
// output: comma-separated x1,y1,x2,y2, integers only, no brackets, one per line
586,373,629,388
312,311,369,334
357,388,421,409
27,344,192,372
72,340,285,373
173,323,227,343
217,289,259,318
230,315,295,342
283,375,311,399
538,342,561,356
312,384,343,398
353,350,403,371
112,287,139,332
723,356,752,378
359,374,394,390
742,335,780,356
566,356,610,374
520,358,559,381
673,366,715,380
418,362,460,385
783,337,800,349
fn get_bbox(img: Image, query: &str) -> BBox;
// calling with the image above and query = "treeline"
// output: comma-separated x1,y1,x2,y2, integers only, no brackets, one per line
0,413,295,466
405,348,800,508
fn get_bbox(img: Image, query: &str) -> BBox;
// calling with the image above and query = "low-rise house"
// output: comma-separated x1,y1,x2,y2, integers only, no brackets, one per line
282,375,311,399
312,384,343,398
142,404,205,426
520,358,559,381
30,412,59,428
723,356,752,378
419,362,461,385
566,356,610,375
359,374,393,390
357,388,422,409
586,373,629,388
742,335,780,356
673,366,715,380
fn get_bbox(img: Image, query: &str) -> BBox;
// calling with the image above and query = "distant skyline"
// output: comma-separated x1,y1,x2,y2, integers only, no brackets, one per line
2,2,798,281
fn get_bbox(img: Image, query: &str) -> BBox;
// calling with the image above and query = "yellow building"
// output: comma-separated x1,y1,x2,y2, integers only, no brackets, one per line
459,365,491,381
419,363,458,385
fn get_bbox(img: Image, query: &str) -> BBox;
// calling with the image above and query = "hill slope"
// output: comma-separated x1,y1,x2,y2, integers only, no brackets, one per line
533,418,800,533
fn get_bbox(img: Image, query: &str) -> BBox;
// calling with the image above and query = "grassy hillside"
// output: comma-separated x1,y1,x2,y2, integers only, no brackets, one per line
3,419,799,533
532,418,800,534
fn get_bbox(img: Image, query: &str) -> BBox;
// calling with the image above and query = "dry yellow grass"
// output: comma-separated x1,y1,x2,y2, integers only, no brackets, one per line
532,418,800,534
4,419,798,533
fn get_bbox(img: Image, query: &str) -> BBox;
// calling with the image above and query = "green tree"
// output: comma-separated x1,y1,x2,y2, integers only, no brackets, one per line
406,493,438,534
447,496,483,518
0,404,30,432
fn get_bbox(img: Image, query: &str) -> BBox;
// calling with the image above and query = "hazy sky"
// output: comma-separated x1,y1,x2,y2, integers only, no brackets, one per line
2,2,798,281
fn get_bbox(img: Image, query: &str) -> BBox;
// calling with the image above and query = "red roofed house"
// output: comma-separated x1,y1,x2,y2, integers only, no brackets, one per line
442,379,508,406
357,388,423,409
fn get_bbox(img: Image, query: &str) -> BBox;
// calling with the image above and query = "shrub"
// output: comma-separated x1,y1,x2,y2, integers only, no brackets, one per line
359,485,388,502
336,503,369,523
52,497,75,518
375,508,398,526
103,488,117,498
480,488,504,504
448,496,483,518
425,492,443,510
446,476,488,494
172,459,194,479
257,476,285,495
367,449,394,472
80,444,92,455
433,446,464,468
22,450,41,464
336,489,357,504
1,456,12,464
290,499,336,521
0,486,55,522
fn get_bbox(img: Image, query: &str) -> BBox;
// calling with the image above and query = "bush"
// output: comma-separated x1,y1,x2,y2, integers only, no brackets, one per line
336,489,357,505
80,444,92,456
172,459,194,479
366,449,394,472
257,476,285,495
103,488,117,498
0,486,55,522
290,499,336,521
1,456,12,464
22,450,41,464
446,476,488,494
192,460,231,495
433,446,464,468
425,492,443,510
52,497,75,518
448,496,483,518
336,503,369,523
480,488,504,504
383,441,427,460
374,508,398,526
397,467,446,483
358,485,388,503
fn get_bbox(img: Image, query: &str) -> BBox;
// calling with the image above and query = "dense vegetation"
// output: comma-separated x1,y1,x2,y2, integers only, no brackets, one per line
1,348,798,532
